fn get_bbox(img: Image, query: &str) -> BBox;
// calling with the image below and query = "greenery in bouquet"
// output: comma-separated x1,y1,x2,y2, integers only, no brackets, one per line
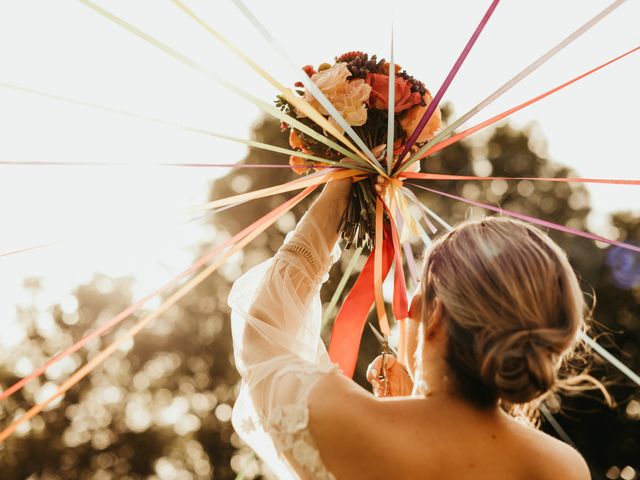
275,51,442,249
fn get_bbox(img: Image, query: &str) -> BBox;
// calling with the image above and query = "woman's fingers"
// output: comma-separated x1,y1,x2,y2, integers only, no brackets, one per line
366,355,384,384
367,354,414,398
374,175,386,193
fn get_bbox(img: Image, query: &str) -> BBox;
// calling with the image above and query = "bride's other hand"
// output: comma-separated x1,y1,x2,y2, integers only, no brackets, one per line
366,355,414,398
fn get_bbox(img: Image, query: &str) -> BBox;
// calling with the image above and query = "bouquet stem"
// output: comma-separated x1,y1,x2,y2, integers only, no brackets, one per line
339,179,379,250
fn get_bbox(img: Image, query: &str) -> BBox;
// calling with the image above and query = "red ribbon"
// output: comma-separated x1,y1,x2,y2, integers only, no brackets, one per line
329,234,394,378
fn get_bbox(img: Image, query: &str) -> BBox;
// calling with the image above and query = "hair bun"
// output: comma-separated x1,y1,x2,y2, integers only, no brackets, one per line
480,330,557,404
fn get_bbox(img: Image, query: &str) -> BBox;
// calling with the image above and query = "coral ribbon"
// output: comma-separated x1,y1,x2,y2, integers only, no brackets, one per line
0,185,319,442
402,45,640,169
0,171,344,403
329,236,394,378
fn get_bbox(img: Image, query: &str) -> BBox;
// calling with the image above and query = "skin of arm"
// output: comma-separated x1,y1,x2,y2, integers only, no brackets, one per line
309,177,352,249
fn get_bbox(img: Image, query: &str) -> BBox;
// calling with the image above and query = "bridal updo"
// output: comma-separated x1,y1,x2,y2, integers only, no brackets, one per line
421,216,587,406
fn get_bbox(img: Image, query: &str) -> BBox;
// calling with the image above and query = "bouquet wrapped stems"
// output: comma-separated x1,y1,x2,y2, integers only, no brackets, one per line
339,176,379,250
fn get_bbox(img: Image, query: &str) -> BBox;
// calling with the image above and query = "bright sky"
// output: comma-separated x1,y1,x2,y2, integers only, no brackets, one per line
0,0,638,327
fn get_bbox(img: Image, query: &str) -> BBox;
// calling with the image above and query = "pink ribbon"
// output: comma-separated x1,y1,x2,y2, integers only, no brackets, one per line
410,183,640,254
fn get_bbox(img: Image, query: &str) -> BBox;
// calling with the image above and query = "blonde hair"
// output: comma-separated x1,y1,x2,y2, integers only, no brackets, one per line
420,216,601,407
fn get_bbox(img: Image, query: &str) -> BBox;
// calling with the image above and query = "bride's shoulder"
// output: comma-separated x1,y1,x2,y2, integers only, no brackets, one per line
306,372,386,446
513,421,591,479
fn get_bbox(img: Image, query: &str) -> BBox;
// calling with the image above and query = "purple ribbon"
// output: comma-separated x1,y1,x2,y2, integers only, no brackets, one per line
409,183,640,254
394,0,501,172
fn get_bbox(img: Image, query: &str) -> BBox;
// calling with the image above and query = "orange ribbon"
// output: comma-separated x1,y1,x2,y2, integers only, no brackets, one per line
373,196,390,336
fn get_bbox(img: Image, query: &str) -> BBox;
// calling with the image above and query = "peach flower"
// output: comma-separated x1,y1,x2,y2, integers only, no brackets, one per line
400,92,442,144
301,63,372,127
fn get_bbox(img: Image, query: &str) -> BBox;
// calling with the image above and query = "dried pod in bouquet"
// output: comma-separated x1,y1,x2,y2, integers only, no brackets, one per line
276,52,442,249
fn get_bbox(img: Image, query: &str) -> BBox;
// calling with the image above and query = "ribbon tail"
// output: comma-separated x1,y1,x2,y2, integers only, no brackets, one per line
374,196,390,335
389,221,409,320
328,241,394,378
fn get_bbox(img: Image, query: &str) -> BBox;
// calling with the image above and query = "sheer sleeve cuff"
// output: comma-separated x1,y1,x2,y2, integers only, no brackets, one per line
276,211,341,285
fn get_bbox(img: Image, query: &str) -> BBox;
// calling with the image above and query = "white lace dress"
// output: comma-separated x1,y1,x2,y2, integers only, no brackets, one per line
228,211,341,480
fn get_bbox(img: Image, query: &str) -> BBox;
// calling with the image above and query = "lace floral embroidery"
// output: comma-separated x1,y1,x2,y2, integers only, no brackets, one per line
266,404,336,480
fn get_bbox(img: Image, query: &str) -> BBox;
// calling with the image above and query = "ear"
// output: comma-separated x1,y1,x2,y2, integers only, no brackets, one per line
424,298,446,340
408,291,422,321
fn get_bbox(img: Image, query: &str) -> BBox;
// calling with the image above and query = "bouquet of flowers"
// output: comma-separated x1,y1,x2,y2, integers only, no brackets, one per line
276,51,442,249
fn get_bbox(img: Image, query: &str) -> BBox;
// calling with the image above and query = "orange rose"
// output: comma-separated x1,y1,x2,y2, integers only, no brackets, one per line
289,129,304,150
289,155,308,175
366,73,422,113
400,92,442,144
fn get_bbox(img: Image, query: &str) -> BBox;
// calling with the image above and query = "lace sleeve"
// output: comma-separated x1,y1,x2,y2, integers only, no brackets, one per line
228,209,341,479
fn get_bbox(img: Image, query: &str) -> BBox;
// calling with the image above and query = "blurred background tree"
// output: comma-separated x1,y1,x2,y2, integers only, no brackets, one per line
0,107,638,479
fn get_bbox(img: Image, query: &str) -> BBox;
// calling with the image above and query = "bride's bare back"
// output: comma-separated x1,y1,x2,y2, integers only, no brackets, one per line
309,374,589,480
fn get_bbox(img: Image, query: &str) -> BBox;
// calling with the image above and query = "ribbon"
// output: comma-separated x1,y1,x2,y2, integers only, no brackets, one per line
326,191,407,379
230,0,385,174
386,26,396,174
399,0,628,173
399,43,639,173
171,0,382,173
193,168,359,212
0,184,319,442
374,197,389,335
400,171,640,186
409,183,640,254
0,170,342,403
328,235,394,378
0,81,344,168
387,208,409,320
322,245,364,326
581,333,640,387
76,0,368,167
0,161,340,169
395,0,500,168
328,192,406,377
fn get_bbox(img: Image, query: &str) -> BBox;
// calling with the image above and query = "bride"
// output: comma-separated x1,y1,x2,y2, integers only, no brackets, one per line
228,177,591,479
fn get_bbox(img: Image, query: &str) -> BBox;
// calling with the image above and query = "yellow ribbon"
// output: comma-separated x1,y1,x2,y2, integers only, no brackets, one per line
374,195,390,335
171,0,386,176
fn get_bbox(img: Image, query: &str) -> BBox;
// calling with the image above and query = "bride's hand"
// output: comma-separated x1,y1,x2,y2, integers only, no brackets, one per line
366,355,414,398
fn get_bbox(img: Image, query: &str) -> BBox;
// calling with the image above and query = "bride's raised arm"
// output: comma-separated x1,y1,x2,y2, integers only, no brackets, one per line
227,178,351,479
